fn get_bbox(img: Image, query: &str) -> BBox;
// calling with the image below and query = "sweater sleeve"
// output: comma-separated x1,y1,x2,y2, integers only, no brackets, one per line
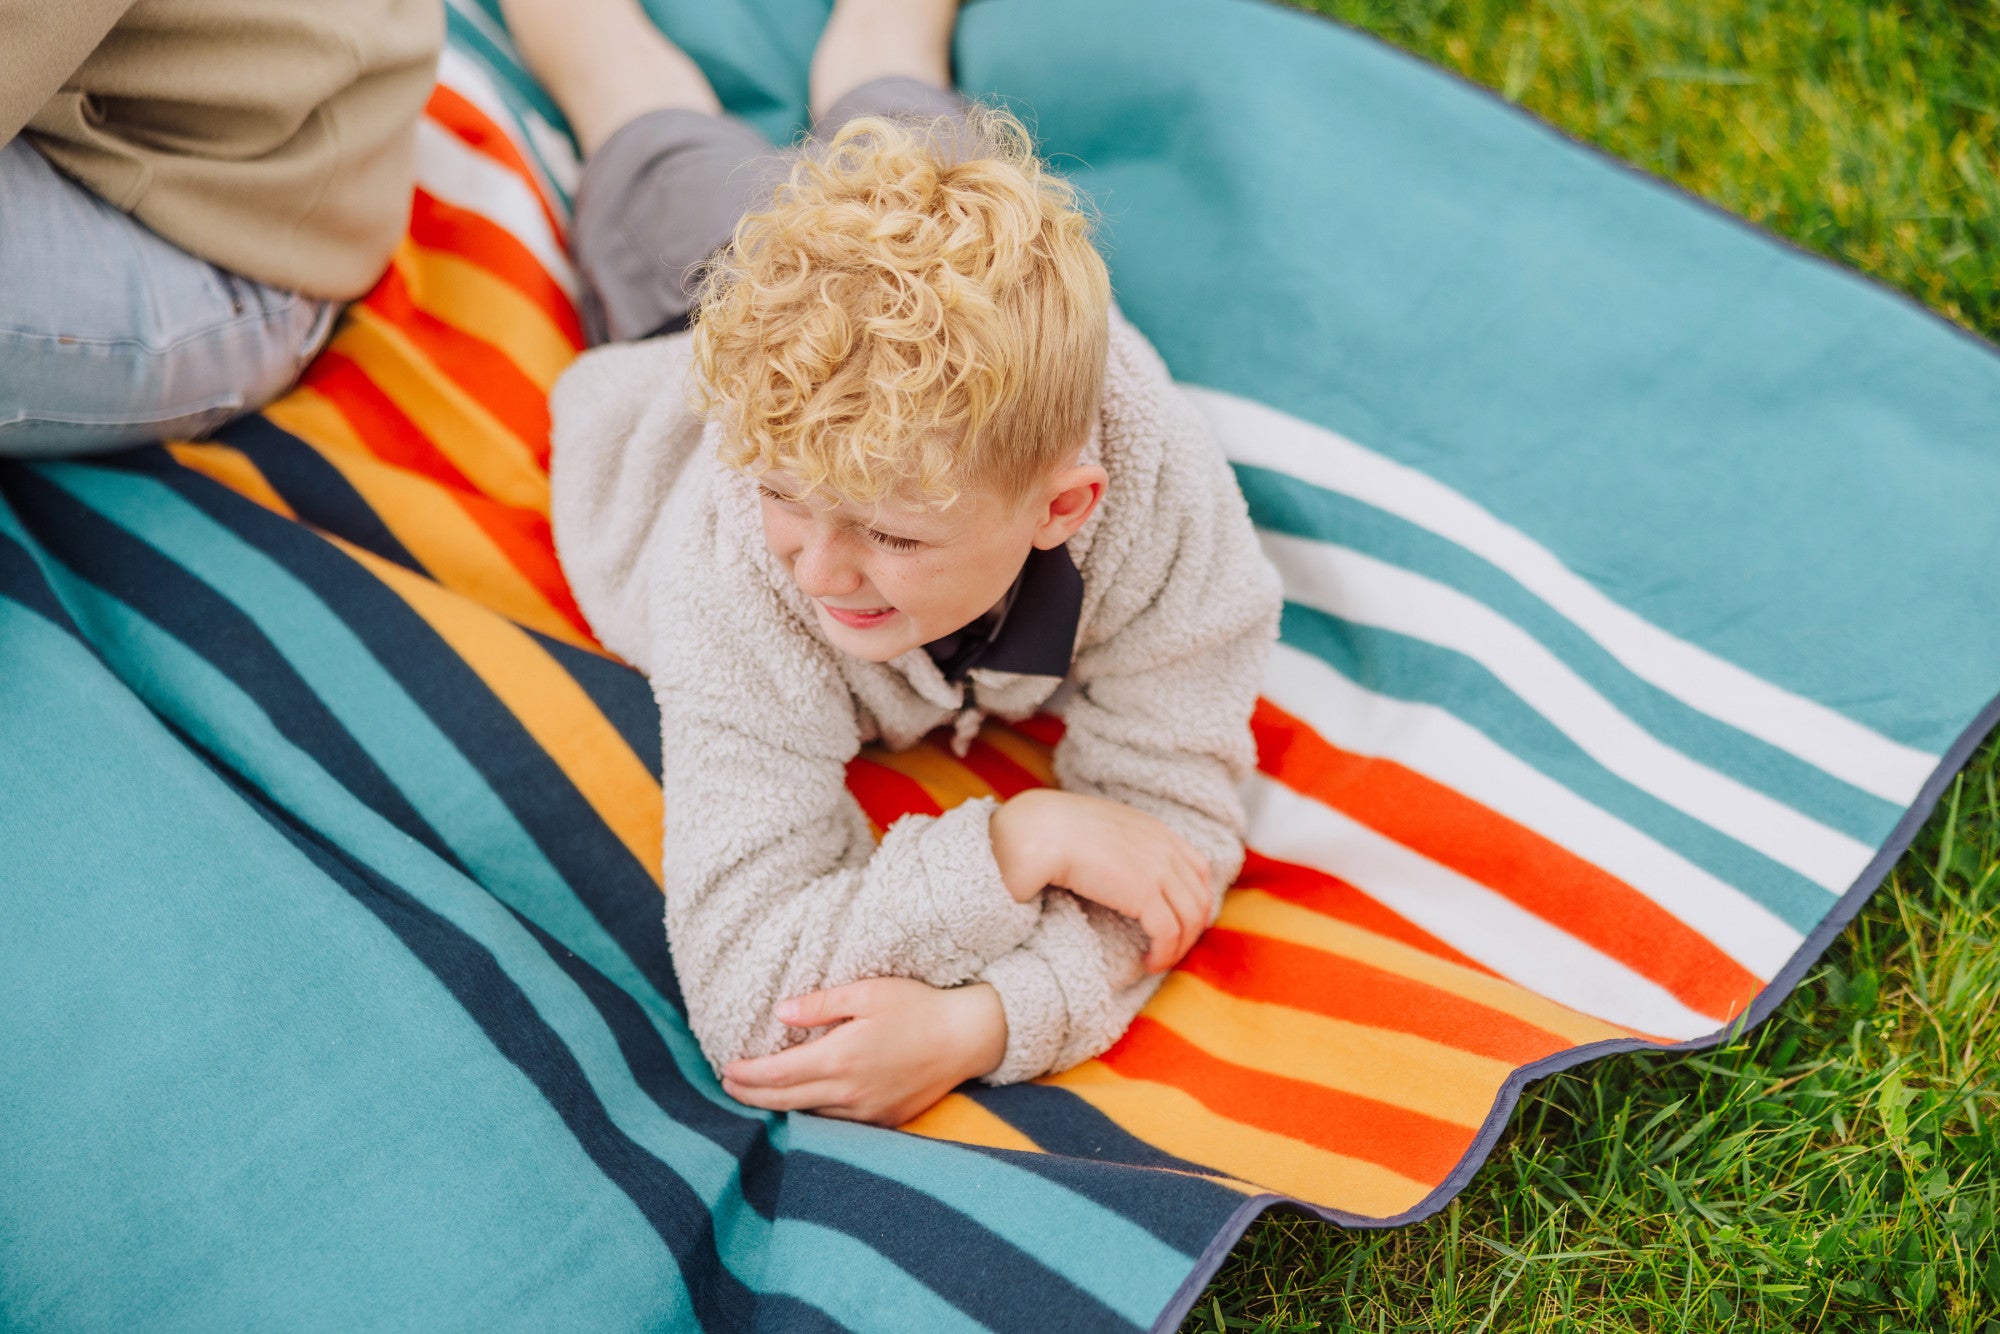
976,388,1283,1087
548,337,706,674
652,517,1046,1075
1054,387,1285,907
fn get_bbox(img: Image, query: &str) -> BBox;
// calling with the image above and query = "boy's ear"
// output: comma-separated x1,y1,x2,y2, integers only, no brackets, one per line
1031,462,1108,550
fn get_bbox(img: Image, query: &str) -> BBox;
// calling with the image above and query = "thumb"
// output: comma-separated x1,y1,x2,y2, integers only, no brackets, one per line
775,982,870,1028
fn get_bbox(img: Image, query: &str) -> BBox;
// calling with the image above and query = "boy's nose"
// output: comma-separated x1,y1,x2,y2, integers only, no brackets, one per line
792,531,863,599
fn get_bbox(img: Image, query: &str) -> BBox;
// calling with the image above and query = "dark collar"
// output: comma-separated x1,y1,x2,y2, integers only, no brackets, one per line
923,543,1083,684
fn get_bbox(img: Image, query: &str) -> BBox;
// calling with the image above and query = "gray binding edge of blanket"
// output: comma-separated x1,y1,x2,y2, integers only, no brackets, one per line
1151,690,2000,1333
1145,6,2000,1330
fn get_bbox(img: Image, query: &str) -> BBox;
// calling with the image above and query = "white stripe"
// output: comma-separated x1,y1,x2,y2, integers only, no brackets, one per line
1191,386,1936,804
414,118,578,300
1262,531,1876,892
1244,775,1721,1039
1261,642,1805,977
436,46,579,216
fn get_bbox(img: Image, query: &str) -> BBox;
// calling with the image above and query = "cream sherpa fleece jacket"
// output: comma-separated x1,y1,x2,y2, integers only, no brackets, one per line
549,306,1283,1085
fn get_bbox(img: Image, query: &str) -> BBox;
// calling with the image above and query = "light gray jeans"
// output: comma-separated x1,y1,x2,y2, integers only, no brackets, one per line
0,137,339,458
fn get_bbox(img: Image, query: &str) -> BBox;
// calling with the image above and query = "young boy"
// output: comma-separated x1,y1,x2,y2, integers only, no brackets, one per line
518,0,1282,1126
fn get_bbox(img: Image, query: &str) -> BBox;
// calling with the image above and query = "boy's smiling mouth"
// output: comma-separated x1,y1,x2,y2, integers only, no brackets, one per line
819,601,899,629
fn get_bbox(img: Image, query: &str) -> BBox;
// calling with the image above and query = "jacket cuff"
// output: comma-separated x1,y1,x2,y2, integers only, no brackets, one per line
977,948,1069,1085
904,796,1043,965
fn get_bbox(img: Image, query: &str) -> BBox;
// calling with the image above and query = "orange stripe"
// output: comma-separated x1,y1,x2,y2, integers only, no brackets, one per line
345,543,660,879
409,190,583,347
334,311,548,512
1238,851,1497,975
976,723,1057,787
846,755,942,835
426,84,567,242
166,442,297,519
270,370,590,644
1048,1060,1424,1210
900,1093,1044,1149
297,352,478,489
864,742,997,813
1179,926,1573,1066
1219,889,1635,1048
1101,1016,1475,1184
305,442,591,646
363,258,552,461
1254,698,1761,1020
956,737,1043,798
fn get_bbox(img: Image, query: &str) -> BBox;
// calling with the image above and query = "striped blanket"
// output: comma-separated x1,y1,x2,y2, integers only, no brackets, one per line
6,0,1998,1329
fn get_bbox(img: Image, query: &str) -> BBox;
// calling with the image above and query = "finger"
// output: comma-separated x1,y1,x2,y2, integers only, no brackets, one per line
1173,852,1217,926
723,1036,843,1089
722,1076,852,1113
775,980,877,1029
1139,898,1184,973
1161,873,1207,967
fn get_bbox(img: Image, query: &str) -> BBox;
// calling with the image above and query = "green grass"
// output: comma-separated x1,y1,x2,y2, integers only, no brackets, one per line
1186,3,2000,1330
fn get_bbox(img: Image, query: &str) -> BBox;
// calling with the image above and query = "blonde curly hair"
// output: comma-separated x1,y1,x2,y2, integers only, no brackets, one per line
689,103,1111,507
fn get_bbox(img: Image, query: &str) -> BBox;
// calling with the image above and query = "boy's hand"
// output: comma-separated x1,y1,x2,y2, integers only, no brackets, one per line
720,978,1006,1126
989,788,1214,973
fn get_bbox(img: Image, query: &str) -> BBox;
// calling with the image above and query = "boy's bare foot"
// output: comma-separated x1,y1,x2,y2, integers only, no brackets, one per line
499,0,721,156
809,0,962,123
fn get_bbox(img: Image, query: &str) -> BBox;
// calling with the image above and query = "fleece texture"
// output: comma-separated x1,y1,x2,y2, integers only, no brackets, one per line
549,306,1283,1083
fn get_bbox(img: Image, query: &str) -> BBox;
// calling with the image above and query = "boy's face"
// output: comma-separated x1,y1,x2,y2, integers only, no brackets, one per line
754,460,1106,664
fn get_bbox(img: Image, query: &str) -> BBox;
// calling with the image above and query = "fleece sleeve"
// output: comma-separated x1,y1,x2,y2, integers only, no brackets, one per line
975,393,1284,1086
1055,389,1285,906
650,515,1046,1075
548,337,706,675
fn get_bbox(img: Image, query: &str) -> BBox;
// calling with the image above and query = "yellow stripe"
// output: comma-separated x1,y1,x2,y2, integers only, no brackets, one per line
165,443,295,518
395,243,576,392
864,742,997,811
978,724,1057,786
1221,889,1629,1046
1143,971,1508,1128
344,543,662,883
313,444,585,647
262,386,372,456
1049,1061,1432,1213
333,312,549,512
900,1093,1044,1151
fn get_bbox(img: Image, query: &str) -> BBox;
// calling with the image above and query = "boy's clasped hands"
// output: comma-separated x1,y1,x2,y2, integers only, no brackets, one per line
720,790,1213,1125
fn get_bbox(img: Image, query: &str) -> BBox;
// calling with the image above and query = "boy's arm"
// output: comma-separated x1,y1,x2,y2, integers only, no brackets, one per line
548,336,706,673
1054,388,1285,906
653,515,1048,1075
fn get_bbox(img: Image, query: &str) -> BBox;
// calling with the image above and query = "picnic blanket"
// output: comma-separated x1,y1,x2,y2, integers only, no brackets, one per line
6,0,2000,1329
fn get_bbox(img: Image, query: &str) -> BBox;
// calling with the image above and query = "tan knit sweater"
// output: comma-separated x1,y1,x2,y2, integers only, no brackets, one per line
0,0,442,299
550,307,1282,1085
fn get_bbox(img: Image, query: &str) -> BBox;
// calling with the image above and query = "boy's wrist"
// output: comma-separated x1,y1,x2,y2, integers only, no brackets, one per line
948,981,1009,1083
989,789,1069,903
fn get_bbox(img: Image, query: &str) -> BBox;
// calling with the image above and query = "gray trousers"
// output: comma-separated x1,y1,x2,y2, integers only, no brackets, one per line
573,76,970,345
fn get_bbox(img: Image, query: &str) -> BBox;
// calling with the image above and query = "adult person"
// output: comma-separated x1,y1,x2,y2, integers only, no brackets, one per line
0,0,444,456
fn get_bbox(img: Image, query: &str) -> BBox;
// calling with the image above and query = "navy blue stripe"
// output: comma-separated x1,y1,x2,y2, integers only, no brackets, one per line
782,1151,1141,1333
208,419,427,574
0,496,88,641
969,1082,1234,1180
129,455,685,1013
3,463,455,869
517,905,1147,1333
528,626,663,778
947,1138,1239,1259
181,732,768,1331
